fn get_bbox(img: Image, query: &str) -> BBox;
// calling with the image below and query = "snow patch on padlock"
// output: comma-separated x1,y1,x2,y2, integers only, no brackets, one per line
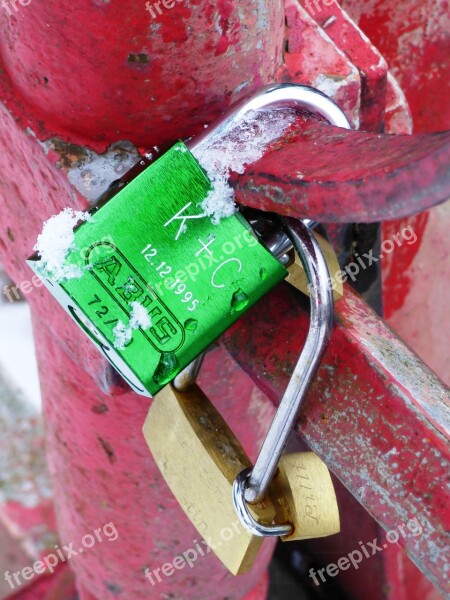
112,302,152,350
34,207,92,282
191,109,295,224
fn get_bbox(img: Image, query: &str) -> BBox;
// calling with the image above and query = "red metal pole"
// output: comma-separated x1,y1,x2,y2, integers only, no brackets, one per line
0,0,284,150
0,1,284,598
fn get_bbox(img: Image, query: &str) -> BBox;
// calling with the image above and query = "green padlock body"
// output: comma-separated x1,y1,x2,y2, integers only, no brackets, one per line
28,142,287,396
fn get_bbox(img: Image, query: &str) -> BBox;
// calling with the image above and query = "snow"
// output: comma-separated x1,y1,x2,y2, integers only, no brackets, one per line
129,301,151,329
0,302,41,411
191,108,295,224
113,302,151,350
112,321,133,350
34,207,91,282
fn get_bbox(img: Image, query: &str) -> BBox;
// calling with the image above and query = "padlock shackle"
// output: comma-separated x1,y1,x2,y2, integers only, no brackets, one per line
186,82,351,155
172,353,205,392
243,218,335,504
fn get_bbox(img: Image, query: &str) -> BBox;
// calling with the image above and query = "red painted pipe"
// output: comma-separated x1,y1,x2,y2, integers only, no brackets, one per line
0,0,284,150
0,1,285,598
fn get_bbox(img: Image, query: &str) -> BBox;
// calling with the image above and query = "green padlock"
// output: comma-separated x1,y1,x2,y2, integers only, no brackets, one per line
27,141,286,396
27,83,350,397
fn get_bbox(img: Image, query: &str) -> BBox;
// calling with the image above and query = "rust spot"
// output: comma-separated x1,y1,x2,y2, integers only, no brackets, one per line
127,53,150,65
50,139,90,170
6,228,14,241
97,436,116,463
91,403,109,414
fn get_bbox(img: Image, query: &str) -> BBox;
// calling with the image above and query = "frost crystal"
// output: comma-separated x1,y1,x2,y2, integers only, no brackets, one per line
34,207,91,282
192,108,294,224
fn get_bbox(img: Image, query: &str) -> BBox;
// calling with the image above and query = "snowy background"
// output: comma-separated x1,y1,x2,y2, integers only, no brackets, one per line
0,283,41,412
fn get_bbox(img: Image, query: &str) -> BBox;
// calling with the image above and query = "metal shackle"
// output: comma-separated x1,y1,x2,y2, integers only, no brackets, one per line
232,218,334,537
172,83,347,535
187,82,351,154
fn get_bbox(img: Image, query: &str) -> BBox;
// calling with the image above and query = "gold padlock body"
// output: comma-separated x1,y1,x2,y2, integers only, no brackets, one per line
286,232,343,301
269,452,340,542
143,384,275,575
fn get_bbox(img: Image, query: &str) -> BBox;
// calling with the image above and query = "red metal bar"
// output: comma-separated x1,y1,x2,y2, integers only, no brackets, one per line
223,283,450,597
232,122,450,222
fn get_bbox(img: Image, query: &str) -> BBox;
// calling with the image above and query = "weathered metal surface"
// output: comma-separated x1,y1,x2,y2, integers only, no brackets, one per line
298,0,388,132
361,0,450,392
0,0,449,598
341,0,450,134
385,73,413,135
223,283,450,597
231,123,450,222
0,0,284,151
278,0,361,128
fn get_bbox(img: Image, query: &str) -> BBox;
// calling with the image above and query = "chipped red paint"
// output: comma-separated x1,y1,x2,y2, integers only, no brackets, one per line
299,0,388,132
278,2,361,128
341,0,450,134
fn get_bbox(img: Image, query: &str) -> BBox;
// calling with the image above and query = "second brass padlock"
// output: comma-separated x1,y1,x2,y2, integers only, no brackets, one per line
270,453,340,542
143,382,275,575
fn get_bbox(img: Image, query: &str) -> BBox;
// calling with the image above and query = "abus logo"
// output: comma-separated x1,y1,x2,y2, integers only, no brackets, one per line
86,242,185,353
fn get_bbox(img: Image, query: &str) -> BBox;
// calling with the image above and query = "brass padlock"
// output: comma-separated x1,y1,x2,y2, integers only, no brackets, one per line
143,382,275,575
270,453,340,541
286,232,344,301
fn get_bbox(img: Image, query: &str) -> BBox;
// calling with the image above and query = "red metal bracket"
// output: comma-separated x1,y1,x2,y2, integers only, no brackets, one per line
232,122,450,222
